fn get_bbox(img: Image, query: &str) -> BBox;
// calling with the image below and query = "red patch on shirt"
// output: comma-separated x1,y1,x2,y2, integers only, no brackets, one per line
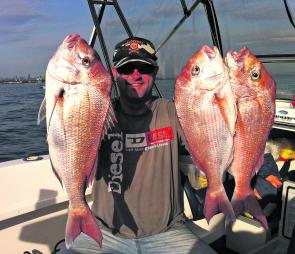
145,127,173,145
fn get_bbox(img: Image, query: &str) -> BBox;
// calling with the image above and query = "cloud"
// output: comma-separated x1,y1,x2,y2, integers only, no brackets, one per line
271,28,295,41
106,15,158,29
0,27,32,44
0,0,48,22
0,0,48,44
272,36,295,42
0,14,45,27
216,0,287,20
150,3,181,17
101,15,159,38
224,27,295,52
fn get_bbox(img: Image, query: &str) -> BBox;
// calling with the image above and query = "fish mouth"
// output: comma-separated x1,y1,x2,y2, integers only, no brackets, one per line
206,72,223,79
200,72,225,91
63,34,81,49
47,71,81,85
201,45,217,60
47,57,81,85
234,47,249,61
225,47,249,68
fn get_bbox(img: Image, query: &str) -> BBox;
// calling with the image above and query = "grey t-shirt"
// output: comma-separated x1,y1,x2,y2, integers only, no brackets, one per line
91,98,187,238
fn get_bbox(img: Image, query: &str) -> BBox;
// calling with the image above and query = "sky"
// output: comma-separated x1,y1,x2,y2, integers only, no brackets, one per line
0,0,94,78
1,0,295,79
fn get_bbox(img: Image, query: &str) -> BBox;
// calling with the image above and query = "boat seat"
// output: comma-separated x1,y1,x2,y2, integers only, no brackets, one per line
180,155,226,244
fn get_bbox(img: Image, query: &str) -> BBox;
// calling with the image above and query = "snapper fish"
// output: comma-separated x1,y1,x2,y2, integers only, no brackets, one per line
38,34,115,248
175,45,237,223
225,48,276,228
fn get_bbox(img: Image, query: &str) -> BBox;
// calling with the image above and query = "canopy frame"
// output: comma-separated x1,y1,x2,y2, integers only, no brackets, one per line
86,0,223,98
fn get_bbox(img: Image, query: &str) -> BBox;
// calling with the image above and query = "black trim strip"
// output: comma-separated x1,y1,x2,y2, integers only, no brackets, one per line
202,0,223,56
282,185,295,239
284,0,295,29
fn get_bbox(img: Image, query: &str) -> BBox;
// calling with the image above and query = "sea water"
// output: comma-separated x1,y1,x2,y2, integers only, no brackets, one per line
0,77,293,163
0,80,175,163
0,83,47,162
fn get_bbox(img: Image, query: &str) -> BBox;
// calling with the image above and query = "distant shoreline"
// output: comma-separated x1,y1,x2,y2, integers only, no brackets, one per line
0,81,44,85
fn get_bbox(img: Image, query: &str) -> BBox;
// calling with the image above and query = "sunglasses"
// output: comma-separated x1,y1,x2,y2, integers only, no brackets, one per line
116,63,156,75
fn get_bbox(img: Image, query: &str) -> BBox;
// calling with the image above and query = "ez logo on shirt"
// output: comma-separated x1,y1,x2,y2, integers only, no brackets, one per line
125,127,173,150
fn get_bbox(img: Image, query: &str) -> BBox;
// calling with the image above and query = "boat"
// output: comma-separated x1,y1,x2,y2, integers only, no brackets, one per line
1,0,295,253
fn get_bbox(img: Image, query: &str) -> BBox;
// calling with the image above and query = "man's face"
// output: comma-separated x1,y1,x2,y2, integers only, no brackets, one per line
113,62,157,103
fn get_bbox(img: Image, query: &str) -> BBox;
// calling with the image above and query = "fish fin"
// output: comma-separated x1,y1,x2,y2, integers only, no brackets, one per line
214,85,237,136
226,167,234,178
225,148,234,171
65,207,103,249
37,97,46,125
49,156,63,187
204,187,236,224
47,85,65,132
103,102,117,137
87,155,98,187
231,190,268,229
47,97,59,133
253,152,265,175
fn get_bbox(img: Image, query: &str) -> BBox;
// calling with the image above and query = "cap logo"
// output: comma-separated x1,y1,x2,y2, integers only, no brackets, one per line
129,41,139,52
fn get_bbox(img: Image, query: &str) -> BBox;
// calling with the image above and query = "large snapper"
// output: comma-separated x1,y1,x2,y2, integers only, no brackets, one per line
175,45,237,223
38,34,114,248
226,48,276,228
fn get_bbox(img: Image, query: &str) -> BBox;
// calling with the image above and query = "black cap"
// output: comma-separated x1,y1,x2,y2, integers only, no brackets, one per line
113,37,158,68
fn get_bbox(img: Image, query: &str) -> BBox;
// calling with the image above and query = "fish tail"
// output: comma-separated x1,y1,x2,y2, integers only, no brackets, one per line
231,190,268,229
204,187,236,223
65,207,103,249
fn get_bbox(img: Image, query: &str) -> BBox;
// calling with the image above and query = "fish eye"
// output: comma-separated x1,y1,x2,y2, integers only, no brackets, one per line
191,64,200,76
82,56,90,66
250,69,261,80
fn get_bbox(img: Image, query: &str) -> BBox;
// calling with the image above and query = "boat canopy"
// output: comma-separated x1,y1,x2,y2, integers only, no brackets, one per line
86,0,295,99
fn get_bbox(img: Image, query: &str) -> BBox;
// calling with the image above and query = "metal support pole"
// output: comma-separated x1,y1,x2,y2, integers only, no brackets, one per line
92,0,114,5
87,0,119,96
89,3,106,47
202,0,223,56
113,0,133,37
180,0,190,16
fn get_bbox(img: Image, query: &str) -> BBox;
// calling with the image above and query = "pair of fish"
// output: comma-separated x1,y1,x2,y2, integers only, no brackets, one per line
175,45,276,228
38,34,115,248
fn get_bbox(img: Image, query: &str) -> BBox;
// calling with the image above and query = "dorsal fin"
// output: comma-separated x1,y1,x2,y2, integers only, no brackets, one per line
49,156,63,187
102,102,117,137
87,155,99,187
37,97,46,125
47,97,59,134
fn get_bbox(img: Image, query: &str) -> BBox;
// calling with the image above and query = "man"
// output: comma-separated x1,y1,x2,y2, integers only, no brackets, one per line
61,37,216,253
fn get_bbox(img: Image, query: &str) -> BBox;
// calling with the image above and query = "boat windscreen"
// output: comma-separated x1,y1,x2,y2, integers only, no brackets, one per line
90,0,295,100
214,0,295,99
91,0,214,81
